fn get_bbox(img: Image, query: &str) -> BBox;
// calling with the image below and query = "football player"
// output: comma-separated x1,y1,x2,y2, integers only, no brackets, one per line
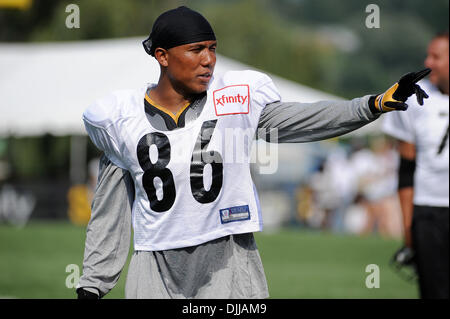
76,6,430,299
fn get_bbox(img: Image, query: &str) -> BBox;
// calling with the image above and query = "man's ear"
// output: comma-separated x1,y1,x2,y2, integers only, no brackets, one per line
154,48,169,67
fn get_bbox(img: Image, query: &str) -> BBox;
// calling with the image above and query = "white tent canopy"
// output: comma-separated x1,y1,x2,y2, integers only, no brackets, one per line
0,37,380,137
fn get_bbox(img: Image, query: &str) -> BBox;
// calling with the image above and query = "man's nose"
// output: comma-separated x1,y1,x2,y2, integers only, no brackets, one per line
201,50,215,67
424,56,433,69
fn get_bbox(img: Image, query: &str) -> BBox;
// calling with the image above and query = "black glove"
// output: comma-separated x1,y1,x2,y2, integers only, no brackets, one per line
392,246,415,266
76,287,100,299
390,246,418,282
369,68,431,113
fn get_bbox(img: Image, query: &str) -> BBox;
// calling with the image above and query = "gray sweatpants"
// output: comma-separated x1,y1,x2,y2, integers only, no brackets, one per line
125,233,268,299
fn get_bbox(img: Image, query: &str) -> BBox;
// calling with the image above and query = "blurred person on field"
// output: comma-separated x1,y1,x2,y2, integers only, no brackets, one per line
351,136,401,237
310,146,358,232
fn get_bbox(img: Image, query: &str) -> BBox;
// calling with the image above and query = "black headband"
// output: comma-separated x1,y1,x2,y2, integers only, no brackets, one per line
143,6,216,57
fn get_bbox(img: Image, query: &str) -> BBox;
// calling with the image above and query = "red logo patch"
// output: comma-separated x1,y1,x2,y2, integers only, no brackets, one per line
213,84,250,116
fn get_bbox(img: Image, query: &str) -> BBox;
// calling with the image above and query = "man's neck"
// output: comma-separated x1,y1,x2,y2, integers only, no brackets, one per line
439,84,449,96
149,81,191,115
435,78,449,96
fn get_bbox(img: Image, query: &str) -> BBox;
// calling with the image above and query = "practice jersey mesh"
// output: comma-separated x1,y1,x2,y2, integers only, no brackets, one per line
83,70,281,250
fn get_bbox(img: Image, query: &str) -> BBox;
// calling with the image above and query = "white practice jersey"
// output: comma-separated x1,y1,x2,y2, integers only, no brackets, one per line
382,80,449,207
83,70,281,251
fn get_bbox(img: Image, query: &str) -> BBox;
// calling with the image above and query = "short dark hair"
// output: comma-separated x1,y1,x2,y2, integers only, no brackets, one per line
143,6,215,57
433,31,449,41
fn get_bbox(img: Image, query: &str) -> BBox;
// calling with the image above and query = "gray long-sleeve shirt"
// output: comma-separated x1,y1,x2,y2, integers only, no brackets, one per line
78,95,379,298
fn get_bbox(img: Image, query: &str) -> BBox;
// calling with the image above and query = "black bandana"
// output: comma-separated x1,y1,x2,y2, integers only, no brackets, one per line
143,6,216,57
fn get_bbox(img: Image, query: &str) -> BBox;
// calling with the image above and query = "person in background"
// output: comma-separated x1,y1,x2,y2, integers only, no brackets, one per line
383,32,449,299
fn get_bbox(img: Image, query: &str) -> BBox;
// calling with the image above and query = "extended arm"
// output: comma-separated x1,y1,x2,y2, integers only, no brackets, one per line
76,154,134,298
258,68,430,143
257,96,377,143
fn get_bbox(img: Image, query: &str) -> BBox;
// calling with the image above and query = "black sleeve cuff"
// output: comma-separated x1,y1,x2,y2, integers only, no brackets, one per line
368,95,381,115
398,157,416,189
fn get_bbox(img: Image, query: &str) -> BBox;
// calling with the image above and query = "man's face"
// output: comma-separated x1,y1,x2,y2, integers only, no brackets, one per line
165,40,217,95
424,37,449,92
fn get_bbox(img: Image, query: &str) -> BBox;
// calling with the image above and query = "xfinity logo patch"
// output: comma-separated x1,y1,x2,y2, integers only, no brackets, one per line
213,84,250,116
220,205,250,224
215,94,248,106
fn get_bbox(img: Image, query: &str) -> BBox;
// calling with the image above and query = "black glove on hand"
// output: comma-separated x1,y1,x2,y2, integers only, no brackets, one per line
369,68,431,113
77,287,100,299
392,246,415,266
389,246,418,282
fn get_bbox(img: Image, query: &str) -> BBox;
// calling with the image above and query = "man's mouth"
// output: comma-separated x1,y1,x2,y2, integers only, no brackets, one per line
198,73,212,81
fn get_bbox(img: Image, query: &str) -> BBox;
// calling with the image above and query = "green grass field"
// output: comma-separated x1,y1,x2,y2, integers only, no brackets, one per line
0,221,418,299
